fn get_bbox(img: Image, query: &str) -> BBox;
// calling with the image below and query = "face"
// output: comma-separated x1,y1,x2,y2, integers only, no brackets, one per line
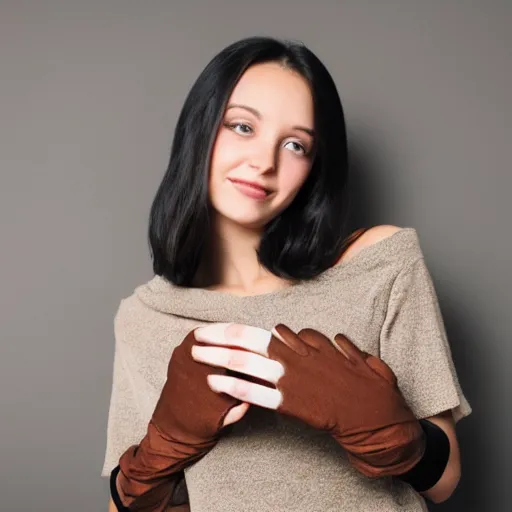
208,61,315,230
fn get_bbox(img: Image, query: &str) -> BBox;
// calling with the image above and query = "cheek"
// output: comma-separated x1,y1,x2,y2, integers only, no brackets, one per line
278,157,311,193
208,132,245,205
210,131,242,178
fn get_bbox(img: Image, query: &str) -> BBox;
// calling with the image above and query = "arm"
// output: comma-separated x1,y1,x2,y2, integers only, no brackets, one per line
110,330,244,511
112,464,191,511
420,410,461,503
104,303,194,511
192,323,461,490
109,498,191,512
108,484,191,512
345,226,462,500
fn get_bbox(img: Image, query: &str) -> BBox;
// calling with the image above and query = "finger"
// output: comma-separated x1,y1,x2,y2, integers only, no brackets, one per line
272,324,309,356
192,345,284,384
207,374,282,410
222,402,250,426
194,323,272,356
365,355,398,385
333,333,365,363
296,328,330,350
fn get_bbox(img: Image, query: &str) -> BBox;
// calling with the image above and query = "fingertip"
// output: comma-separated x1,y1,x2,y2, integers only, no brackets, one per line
272,324,309,356
333,333,351,359
223,402,250,427
271,325,286,343
333,333,347,346
333,333,365,363
365,356,397,385
207,374,223,392
194,322,232,342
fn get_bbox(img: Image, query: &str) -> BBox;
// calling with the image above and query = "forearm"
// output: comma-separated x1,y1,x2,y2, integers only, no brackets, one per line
109,498,190,512
419,411,461,504
107,329,236,511
111,464,189,512
110,427,193,512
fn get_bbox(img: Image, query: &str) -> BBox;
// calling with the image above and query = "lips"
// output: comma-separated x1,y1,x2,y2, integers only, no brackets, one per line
228,178,271,195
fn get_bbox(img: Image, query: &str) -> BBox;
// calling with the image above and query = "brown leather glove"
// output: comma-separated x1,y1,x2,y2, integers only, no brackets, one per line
270,325,426,478
115,329,241,511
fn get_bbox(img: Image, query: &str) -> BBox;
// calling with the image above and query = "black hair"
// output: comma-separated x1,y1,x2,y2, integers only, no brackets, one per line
149,36,351,286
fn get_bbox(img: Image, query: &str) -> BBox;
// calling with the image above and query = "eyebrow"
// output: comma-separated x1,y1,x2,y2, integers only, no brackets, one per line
226,103,315,137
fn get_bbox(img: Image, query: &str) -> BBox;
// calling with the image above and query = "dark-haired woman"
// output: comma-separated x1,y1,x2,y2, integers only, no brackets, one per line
103,37,471,512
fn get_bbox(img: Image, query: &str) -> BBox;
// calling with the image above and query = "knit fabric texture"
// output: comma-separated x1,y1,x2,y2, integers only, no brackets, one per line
102,227,471,511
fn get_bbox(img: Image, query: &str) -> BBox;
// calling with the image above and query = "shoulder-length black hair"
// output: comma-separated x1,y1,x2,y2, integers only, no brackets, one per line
149,36,352,286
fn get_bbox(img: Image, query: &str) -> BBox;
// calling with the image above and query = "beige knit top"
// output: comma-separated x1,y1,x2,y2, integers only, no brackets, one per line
101,227,471,511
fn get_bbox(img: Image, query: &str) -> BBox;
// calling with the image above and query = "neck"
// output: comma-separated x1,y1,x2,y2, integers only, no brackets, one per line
196,215,278,292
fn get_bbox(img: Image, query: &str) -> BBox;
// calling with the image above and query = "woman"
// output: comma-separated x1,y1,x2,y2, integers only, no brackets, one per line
103,37,471,511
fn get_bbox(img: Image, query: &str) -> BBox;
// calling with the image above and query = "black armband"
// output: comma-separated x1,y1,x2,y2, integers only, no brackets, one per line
110,465,131,511
110,464,189,510
398,419,450,492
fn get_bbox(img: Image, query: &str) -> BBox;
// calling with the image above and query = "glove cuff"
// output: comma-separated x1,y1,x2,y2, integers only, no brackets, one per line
110,465,130,511
113,422,212,510
396,418,450,492
341,419,426,478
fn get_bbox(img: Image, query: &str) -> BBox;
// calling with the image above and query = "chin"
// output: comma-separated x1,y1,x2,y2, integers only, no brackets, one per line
214,208,273,230
210,192,287,229
226,214,270,230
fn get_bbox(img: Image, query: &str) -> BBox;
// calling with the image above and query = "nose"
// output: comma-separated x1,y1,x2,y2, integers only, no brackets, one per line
248,138,277,174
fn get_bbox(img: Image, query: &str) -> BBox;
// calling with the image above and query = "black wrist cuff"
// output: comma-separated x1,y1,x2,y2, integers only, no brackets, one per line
398,419,450,492
110,465,131,511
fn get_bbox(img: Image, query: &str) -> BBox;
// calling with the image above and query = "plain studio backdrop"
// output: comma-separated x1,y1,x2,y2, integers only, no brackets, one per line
0,1,510,511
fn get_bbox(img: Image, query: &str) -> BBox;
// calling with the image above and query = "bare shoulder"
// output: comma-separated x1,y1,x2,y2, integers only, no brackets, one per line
362,224,403,245
339,225,403,264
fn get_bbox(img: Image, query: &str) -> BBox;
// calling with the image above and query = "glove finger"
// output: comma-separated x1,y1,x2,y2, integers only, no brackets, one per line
296,327,331,350
364,354,398,385
333,333,366,363
272,324,310,356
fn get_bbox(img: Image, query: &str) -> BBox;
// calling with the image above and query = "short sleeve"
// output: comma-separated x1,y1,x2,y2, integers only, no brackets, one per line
100,302,152,477
379,257,471,423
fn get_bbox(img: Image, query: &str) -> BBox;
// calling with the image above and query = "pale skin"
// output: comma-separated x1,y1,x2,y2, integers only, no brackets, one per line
109,64,460,508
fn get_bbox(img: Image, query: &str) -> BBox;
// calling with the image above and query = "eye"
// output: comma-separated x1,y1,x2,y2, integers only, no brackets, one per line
226,122,253,135
284,140,307,156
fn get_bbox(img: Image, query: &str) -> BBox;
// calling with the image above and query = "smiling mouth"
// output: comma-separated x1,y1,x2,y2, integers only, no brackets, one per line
228,178,272,195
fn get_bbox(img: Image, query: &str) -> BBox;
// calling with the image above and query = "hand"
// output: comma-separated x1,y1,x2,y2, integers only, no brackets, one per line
116,328,249,510
192,322,285,409
192,322,425,477
151,328,250,438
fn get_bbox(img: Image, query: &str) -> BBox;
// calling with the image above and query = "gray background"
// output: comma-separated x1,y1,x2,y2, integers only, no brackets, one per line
1,1,510,511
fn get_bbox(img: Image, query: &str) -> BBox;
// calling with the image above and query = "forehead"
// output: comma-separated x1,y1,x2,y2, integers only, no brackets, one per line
228,62,314,124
